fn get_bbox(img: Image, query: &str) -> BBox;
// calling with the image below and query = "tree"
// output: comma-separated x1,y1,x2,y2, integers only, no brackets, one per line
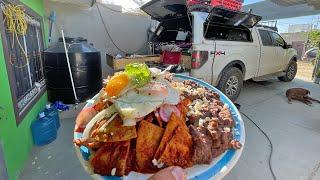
309,30,320,47
309,30,320,81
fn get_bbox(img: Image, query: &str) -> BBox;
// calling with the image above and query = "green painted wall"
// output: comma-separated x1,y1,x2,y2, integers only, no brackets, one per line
0,0,47,179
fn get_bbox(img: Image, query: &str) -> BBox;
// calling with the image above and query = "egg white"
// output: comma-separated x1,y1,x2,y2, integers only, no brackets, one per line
112,80,180,120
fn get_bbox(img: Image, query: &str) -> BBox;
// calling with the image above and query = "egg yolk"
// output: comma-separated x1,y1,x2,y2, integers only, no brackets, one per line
105,73,130,97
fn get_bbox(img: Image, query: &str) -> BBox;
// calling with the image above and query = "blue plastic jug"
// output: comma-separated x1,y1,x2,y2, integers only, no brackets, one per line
44,104,60,129
31,112,57,146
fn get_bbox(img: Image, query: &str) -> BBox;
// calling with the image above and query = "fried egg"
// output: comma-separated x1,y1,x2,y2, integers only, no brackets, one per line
112,79,180,122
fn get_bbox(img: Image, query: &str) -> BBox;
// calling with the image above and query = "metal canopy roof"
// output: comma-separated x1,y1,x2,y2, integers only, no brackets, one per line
47,0,320,20
243,0,320,20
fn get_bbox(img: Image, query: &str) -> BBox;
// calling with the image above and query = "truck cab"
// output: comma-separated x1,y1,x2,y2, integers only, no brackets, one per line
141,0,297,101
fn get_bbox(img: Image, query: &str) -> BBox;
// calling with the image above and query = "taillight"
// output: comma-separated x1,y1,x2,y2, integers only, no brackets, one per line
191,51,209,69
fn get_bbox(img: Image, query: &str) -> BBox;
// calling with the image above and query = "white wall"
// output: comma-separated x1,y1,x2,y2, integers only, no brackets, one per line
45,1,152,76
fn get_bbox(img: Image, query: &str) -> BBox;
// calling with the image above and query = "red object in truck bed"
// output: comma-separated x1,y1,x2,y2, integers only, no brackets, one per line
161,51,182,65
187,0,243,11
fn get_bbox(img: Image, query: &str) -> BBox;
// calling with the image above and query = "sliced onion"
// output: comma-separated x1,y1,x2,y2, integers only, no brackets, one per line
82,105,116,140
123,119,137,126
98,113,118,132
159,104,181,122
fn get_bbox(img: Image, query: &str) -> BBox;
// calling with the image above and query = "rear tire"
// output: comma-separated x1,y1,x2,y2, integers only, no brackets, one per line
278,61,297,82
217,67,243,102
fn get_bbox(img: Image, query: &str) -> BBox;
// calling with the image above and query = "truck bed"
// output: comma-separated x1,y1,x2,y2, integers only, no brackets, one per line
106,54,191,71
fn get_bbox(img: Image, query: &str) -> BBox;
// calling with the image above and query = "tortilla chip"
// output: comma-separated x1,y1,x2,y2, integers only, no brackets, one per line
158,126,193,168
90,141,130,176
125,140,137,175
154,113,187,160
136,120,164,173
177,100,189,121
90,116,137,142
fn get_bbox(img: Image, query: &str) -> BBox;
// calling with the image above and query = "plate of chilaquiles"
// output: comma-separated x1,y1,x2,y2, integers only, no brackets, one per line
73,63,244,180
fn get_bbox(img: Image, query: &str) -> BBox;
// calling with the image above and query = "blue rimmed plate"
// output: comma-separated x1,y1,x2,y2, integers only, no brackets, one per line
74,74,245,180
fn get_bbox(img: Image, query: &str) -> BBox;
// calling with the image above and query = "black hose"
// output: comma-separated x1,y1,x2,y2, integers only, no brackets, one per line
240,112,277,180
96,4,147,55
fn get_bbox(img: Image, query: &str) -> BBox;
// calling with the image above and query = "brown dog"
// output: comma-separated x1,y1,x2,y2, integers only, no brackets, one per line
286,88,320,105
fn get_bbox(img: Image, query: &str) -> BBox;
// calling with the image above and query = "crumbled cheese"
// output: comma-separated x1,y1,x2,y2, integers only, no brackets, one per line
199,119,205,127
202,97,209,103
224,127,231,132
204,117,211,121
152,159,164,169
111,168,116,176
194,110,202,116
199,117,211,127
196,88,206,95
194,100,205,111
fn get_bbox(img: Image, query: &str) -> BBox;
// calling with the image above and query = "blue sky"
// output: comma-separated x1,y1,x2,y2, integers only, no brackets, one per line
243,0,264,5
244,0,320,33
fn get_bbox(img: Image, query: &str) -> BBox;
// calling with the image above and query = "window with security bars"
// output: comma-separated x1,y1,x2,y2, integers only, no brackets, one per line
0,1,46,124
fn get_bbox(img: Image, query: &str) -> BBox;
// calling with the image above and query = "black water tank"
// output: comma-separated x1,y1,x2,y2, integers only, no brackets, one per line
43,37,102,104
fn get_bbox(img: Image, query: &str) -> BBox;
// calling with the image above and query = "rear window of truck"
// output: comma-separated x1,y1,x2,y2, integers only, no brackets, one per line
204,24,252,42
258,30,273,46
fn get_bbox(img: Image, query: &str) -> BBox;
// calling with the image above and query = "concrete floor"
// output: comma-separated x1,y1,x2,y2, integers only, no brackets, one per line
20,78,320,180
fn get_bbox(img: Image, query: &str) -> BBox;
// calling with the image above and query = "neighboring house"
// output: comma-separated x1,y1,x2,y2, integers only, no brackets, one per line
292,41,306,60
281,31,308,44
281,32,308,60
0,0,48,179
288,24,313,33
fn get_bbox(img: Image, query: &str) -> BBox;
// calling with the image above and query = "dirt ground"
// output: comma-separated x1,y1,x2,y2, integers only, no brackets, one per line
296,61,315,81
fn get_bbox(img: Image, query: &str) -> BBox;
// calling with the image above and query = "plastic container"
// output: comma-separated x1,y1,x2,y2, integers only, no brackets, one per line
161,51,182,65
187,0,243,11
44,104,60,129
31,112,57,146
43,37,102,104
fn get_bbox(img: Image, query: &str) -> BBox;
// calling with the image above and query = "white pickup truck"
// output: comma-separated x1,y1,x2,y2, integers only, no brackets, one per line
142,0,298,101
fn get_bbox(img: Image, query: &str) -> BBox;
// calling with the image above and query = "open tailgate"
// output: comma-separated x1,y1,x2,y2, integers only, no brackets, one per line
141,0,262,28
141,0,187,21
